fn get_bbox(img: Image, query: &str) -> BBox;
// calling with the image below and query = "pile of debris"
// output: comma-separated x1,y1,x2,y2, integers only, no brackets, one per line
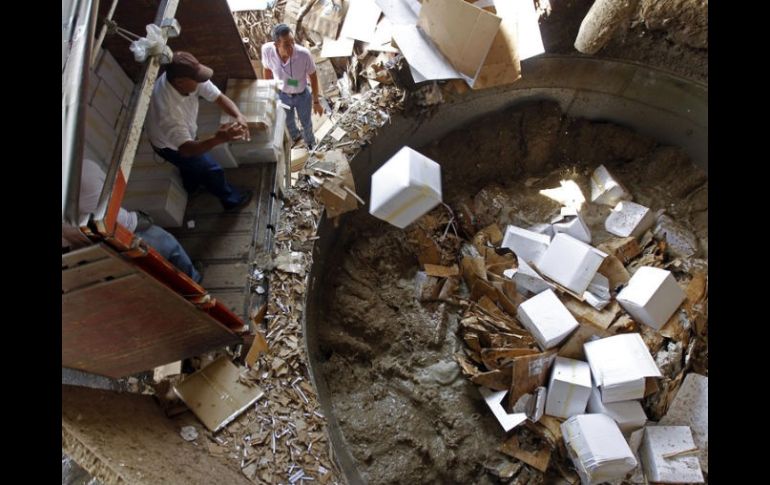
401,162,707,483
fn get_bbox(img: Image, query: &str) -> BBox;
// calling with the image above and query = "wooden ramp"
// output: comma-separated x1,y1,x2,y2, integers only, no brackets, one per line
170,165,277,323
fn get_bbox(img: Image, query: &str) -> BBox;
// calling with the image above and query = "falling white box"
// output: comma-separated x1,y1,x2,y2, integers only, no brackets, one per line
537,233,607,295
123,177,188,228
545,357,592,419
617,266,686,330
587,387,647,434
562,414,637,484
591,164,630,206
641,426,704,483
369,146,442,229
503,259,552,295
517,289,579,349
584,333,662,403
605,201,655,238
501,225,552,265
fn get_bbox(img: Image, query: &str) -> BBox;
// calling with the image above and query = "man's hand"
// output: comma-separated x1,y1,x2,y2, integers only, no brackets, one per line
135,210,154,232
312,98,323,116
235,114,251,142
216,122,248,142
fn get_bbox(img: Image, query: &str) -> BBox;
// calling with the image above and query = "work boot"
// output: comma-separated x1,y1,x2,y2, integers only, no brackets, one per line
225,189,254,212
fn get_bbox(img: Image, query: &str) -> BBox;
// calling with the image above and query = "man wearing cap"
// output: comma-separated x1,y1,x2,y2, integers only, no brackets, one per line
146,51,253,211
261,24,324,149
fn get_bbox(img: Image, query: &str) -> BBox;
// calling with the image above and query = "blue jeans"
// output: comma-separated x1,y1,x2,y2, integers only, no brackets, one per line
153,147,243,210
137,225,202,283
279,89,316,148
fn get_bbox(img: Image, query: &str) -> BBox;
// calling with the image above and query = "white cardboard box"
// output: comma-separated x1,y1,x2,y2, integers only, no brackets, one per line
605,201,654,238
517,289,579,349
583,333,662,403
123,177,188,228
545,357,592,419
537,233,607,295
587,387,647,434
617,266,686,330
552,208,592,244
478,387,527,432
591,164,630,206
369,146,442,229
562,414,637,485
501,225,552,265
640,426,704,483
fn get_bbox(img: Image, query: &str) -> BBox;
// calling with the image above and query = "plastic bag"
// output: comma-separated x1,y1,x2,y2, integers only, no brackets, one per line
129,24,165,62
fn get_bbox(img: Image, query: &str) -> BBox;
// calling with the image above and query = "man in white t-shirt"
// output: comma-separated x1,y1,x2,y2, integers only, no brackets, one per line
79,159,202,283
145,51,253,211
261,24,324,149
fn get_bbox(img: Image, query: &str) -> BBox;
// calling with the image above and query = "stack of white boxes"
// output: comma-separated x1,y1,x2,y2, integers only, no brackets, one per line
562,414,638,484
225,79,289,165
369,147,443,229
84,49,188,229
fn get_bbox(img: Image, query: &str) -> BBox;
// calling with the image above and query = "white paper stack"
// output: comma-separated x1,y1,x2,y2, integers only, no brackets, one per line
545,357,592,419
587,387,647,434
537,234,607,294
605,201,655,238
617,266,686,330
501,225,551,266
517,289,579,349
640,426,704,483
591,164,631,206
369,146,442,229
562,414,638,484
583,333,662,403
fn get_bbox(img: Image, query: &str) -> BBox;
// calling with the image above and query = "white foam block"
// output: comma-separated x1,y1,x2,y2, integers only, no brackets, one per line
605,201,655,238
617,266,686,330
583,333,662,403
517,289,579,349
545,357,592,419
538,233,607,295
369,147,442,229
501,225,551,265
562,414,637,485
587,388,647,434
641,426,704,483
591,164,631,206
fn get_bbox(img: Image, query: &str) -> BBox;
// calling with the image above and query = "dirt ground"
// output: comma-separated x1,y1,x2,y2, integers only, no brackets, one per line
316,100,707,484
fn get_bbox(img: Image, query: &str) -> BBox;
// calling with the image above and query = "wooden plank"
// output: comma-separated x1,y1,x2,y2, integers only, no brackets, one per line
174,233,254,260
62,257,136,293
62,244,110,268
63,272,239,378
200,262,249,289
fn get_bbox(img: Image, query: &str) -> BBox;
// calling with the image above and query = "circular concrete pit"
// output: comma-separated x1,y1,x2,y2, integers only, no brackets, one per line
304,56,707,484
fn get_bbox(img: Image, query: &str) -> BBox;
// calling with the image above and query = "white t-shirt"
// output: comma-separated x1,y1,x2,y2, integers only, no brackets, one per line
79,159,137,232
145,73,221,150
260,43,316,94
